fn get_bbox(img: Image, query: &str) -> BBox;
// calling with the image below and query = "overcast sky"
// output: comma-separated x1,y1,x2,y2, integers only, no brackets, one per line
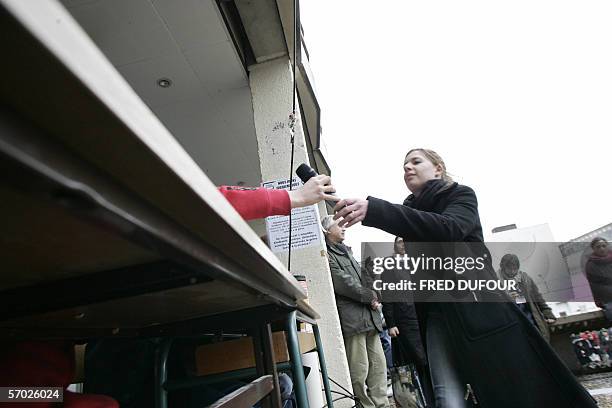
300,1,612,258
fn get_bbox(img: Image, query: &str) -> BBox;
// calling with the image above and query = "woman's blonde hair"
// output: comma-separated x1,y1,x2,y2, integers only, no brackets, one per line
406,148,453,183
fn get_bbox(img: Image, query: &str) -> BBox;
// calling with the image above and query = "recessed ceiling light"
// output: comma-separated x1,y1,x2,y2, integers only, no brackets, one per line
157,78,172,88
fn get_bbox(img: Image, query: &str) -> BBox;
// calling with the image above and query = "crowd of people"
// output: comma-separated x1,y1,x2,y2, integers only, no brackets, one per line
572,329,612,370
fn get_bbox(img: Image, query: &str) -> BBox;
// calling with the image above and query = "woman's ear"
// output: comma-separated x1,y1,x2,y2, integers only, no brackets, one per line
435,164,443,178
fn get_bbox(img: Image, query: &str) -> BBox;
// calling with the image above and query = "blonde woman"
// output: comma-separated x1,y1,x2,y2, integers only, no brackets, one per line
334,148,596,408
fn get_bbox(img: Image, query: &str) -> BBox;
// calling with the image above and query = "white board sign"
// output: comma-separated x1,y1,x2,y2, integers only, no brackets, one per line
263,177,321,253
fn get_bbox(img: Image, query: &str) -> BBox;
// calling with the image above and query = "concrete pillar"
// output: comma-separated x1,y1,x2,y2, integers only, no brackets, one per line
249,57,354,406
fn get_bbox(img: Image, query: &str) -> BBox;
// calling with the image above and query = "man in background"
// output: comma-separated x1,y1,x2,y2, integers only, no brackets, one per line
322,215,389,408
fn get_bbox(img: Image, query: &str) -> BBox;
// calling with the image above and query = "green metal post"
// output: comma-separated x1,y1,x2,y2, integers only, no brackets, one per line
314,324,334,408
154,338,173,408
286,311,310,408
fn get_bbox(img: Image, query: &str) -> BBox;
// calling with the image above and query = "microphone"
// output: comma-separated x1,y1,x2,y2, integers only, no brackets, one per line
296,163,318,183
295,163,338,207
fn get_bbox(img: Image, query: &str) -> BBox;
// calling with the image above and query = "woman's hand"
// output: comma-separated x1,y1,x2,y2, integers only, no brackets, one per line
288,175,339,208
388,327,400,337
333,198,368,228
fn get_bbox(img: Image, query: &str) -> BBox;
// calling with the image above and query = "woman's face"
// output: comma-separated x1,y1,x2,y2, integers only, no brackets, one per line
403,151,442,193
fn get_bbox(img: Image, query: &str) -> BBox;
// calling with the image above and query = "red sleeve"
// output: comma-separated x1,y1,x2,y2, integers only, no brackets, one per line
218,186,291,220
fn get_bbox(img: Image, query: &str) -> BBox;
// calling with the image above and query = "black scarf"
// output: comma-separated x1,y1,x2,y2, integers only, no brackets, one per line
403,178,457,211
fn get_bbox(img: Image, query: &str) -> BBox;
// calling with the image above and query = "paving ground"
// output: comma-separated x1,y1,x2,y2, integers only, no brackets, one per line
385,371,612,407
580,371,612,407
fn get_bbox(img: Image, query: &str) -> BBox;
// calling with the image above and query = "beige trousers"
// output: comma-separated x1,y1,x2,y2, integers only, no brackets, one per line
344,330,390,408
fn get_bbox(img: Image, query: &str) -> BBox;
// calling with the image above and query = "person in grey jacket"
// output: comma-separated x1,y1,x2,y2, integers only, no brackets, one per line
498,254,557,342
321,215,389,408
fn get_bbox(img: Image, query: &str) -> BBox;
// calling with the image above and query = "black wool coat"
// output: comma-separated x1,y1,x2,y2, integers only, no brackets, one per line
382,300,426,368
586,252,612,306
363,179,596,408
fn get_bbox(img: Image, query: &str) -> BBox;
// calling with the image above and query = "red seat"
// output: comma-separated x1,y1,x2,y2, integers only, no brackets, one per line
0,341,118,408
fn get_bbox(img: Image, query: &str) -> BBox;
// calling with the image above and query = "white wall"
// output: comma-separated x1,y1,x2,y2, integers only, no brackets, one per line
249,57,353,407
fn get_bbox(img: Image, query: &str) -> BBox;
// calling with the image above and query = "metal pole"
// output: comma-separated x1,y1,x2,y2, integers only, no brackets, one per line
286,311,310,408
313,324,334,408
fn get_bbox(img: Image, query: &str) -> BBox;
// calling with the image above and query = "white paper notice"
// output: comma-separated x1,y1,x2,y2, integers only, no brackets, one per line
263,177,321,253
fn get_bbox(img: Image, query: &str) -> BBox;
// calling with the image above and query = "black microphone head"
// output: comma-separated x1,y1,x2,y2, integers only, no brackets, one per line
296,163,318,183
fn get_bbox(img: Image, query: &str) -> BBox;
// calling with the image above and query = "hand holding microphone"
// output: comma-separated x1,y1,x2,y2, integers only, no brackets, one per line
296,163,367,227
289,163,339,208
